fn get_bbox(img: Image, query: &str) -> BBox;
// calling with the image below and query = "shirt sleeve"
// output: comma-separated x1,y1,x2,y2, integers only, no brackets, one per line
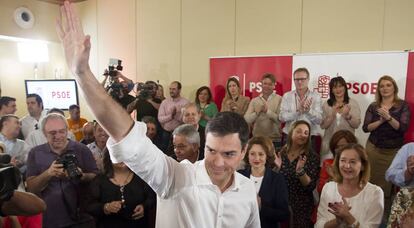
315,182,335,228
359,186,384,228
305,93,322,125
385,144,413,187
106,121,184,198
158,101,172,124
26,148,40,178
397,101,411,133
279,93,299,123
362,103,376,133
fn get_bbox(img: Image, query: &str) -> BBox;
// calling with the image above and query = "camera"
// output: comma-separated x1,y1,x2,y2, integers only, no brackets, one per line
0,154,21,202
103,58,123,77
136,82,154,100
56,154,82,180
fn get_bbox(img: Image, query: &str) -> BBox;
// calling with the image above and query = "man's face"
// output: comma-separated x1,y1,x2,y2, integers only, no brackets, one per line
3,117,21,138
169,83,180,98
145,122,157,139
83,123,95,143
1,101,17,115
69,108,80,121
293,71,309,91
204,133,245,190
173,134,198,162
26,97,42,116
261,78,275,96
182,106,201,126
44,118,68,151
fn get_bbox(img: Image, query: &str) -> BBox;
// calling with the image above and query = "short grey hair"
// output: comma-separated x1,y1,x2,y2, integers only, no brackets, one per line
172,124,200,145
41,113,68,133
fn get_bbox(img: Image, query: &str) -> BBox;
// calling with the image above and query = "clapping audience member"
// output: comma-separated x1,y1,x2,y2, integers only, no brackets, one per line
195,86,218,128
86,149,155,228
317,130,358,194
386,142,414,187
279,68,322,149
362,75,410,216
315,143,384,228
158,81,189,152
245,73,283,151
67,104,88,142
155,84,165,101
273,120,320,228
221,77,250,116
239,136,289,228
320,77,361,162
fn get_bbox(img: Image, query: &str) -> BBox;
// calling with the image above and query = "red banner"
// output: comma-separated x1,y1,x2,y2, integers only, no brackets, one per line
405,52,414,142
210,56,293,110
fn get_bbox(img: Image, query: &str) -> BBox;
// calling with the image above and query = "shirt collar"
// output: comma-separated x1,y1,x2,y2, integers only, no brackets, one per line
195,160,240,192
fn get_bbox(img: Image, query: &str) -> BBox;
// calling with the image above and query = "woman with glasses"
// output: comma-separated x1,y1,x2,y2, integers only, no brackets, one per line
86,149,155,228
315,143,384,228
320,76,361,163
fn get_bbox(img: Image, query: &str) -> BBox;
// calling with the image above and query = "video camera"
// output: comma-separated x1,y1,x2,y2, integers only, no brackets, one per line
0,154,21,202
103,58,123,77
56,154,83,180
103,58,124,98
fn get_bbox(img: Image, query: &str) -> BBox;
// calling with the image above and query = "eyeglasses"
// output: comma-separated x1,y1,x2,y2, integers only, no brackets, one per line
294,77,308,82
45,129,67,136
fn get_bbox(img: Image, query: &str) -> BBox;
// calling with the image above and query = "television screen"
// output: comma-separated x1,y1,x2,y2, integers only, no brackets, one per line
25,79,79,110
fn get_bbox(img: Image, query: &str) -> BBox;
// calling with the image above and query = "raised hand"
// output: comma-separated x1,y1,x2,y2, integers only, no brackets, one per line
56,1,91,76
296,154,307,172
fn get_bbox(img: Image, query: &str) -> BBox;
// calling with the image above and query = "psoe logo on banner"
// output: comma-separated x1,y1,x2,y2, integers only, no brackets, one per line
312,74,378,98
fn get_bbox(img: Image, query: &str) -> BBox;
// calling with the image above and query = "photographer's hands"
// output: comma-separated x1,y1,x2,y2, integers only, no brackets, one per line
47,160,67,179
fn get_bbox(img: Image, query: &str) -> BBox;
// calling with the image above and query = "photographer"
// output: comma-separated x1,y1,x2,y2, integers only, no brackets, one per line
26,113,98,228
102,70,135,110
127,81,161,122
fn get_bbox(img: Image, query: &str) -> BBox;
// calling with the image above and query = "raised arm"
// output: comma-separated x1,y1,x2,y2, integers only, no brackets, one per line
56,1,132,142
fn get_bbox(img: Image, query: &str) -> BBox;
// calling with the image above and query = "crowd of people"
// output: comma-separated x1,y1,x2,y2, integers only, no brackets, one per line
0,1,413,228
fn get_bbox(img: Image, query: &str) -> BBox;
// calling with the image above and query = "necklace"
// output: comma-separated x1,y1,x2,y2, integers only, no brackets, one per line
112,171,133,208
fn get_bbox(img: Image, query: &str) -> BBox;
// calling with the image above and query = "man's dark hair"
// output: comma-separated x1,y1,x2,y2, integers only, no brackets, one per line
47,108,65,116
171,81,182,90
142,116,157,126
0,96,16,110
0,115,19,132
68,104,80,111
262,73,276,83
145,81,158,90
205,112,249,149
27,94,43,110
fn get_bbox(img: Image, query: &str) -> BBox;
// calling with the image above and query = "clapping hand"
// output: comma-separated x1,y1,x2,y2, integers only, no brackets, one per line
274,152,282,170
295,154,307,173
377,107,391,122
328,197,352,219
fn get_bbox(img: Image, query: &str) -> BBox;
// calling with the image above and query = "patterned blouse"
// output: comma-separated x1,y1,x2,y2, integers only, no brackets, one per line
388,187,414,228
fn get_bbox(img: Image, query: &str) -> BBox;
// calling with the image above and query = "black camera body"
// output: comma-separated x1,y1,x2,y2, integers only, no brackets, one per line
56,154,82,180
103,58,123,77
0,154,21,202
137,82,154,100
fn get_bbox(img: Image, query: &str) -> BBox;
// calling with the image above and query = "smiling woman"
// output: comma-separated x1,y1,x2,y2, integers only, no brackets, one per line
315,143,384,228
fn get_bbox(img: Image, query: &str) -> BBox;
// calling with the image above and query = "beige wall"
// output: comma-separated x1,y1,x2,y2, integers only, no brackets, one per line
1,0,414,119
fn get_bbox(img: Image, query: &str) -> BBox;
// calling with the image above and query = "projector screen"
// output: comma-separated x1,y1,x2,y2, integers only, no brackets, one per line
25,79,79,110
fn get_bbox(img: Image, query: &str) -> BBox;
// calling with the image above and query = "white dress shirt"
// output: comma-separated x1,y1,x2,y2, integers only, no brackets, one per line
315,182,384,228
20,110,46,139
279,89,322,135
107,122,260,228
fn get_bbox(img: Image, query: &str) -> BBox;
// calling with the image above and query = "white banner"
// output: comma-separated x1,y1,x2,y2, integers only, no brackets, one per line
293,52,409,145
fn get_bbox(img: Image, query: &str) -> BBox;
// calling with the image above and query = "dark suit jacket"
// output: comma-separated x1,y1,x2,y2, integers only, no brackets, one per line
239,167,289,228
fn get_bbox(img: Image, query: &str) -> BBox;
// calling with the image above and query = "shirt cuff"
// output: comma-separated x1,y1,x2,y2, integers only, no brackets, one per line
107,121,147,163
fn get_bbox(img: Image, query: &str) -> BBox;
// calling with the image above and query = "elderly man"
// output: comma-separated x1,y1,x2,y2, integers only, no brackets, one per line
386,143,414,187
80,121,95,145
57,2,260,228
26,113,98,228
0,115,30,172
171,124,200,163
182,102,206,159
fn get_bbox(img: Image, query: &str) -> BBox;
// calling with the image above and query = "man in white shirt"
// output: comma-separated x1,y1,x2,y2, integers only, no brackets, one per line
56,2,260,227
20,94,46,139
279,67,322,146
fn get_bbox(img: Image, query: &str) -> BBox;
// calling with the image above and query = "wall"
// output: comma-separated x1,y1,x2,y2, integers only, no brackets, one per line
1,0,414,119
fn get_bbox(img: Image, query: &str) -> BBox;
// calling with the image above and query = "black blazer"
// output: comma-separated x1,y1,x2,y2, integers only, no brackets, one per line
239,167,289,228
